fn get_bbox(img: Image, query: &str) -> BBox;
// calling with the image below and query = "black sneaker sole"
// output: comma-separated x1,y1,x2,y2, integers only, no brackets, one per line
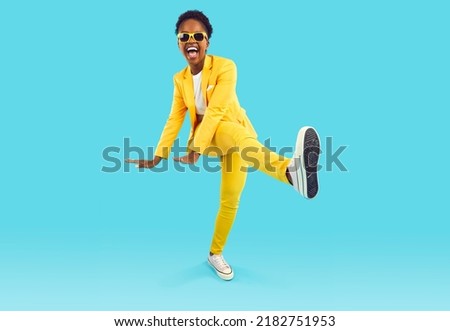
303,128,320,199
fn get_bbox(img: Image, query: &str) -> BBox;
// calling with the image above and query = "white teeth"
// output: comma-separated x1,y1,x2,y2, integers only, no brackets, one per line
187,47,198,52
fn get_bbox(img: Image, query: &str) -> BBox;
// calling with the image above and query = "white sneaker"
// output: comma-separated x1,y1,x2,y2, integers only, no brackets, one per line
208,254,234,280
287,126,320,199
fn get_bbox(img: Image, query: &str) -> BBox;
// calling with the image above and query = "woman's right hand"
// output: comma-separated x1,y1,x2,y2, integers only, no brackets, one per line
125,156,162,169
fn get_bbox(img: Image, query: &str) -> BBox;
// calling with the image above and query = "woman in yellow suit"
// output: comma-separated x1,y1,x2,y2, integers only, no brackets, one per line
127,10,320,281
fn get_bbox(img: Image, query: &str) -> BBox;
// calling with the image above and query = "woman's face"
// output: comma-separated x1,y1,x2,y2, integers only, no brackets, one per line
177,19,209,74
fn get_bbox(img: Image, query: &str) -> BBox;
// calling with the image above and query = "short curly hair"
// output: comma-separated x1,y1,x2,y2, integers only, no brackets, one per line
175,10,213,39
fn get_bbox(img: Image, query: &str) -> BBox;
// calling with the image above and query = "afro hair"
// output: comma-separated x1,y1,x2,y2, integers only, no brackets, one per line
175,10,213,39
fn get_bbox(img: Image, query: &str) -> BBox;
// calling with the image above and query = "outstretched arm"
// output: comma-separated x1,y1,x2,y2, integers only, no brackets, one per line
126,75,187,169
154,76,188,159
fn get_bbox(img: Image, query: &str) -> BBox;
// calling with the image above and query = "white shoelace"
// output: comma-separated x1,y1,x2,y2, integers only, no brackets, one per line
210,255,230,270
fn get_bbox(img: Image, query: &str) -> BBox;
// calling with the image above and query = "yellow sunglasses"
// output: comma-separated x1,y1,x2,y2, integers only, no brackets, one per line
177,32,208,43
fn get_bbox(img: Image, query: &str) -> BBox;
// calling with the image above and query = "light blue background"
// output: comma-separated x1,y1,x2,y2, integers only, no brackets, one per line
1,0,449,310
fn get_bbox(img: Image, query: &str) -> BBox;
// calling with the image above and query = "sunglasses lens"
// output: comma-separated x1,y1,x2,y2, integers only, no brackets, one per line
194,33,205,41
179,33,189,42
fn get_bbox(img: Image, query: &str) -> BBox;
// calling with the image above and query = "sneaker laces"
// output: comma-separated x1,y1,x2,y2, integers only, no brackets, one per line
211,254,229,270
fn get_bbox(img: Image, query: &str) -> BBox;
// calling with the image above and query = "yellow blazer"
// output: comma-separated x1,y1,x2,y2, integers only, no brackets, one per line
155,55,257,158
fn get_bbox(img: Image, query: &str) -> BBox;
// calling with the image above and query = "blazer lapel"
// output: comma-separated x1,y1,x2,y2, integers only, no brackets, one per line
183,55,213,128
183,68,196,128
201,55,213,105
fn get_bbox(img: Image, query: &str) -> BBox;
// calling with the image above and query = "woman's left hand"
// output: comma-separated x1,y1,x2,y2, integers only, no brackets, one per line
173,151,200,164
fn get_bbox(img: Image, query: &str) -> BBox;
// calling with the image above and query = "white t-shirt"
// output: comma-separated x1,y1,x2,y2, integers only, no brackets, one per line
192,71,206,115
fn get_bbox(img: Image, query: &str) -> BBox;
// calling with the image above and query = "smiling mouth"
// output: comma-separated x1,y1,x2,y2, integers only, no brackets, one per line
186,46,199,59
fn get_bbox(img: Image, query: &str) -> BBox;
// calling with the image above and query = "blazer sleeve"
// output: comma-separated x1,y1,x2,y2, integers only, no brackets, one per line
192,60,237,154
154,76,187,159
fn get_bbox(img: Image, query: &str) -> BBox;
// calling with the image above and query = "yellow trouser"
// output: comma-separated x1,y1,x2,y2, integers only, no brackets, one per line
196,121,291,254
